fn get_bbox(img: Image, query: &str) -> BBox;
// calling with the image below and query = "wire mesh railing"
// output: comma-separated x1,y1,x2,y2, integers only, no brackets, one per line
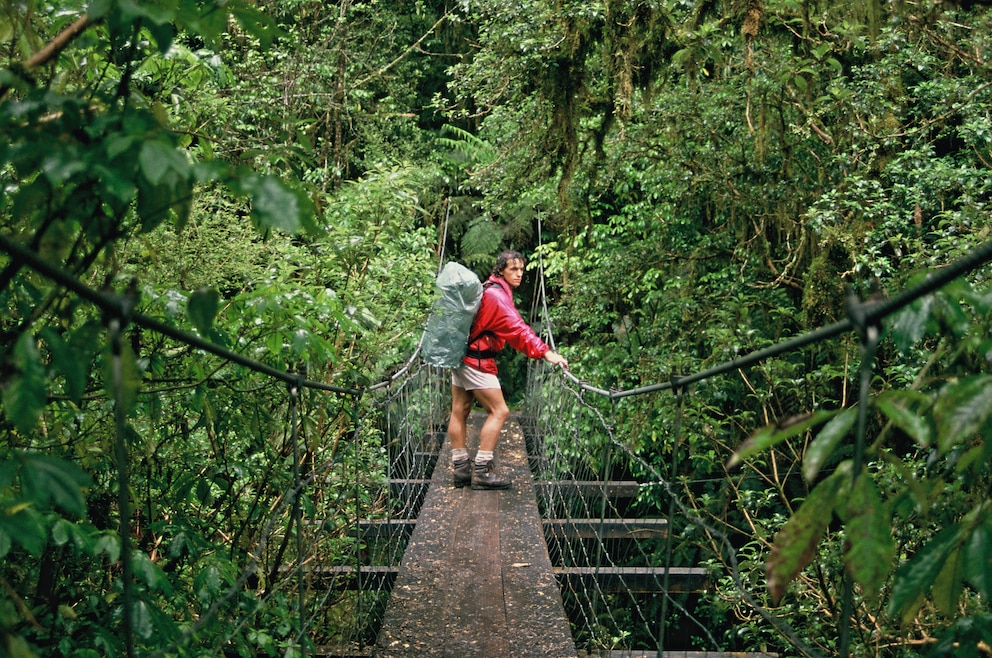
4,228,992,657
0,233,450,658
524,238,992,656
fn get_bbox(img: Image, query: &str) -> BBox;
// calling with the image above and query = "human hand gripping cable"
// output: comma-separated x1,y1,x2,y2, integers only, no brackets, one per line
544,350,569,370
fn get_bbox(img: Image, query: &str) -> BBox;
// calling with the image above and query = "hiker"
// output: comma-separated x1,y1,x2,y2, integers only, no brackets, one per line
449,250,569,490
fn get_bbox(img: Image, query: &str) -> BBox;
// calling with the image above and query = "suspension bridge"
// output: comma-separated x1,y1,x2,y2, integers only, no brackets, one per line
3,232,992,658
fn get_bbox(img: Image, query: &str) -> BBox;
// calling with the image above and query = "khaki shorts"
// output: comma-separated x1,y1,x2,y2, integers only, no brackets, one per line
451,365,500,391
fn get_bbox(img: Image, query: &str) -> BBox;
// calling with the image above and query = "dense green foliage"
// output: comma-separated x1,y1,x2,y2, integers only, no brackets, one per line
2,0,992,656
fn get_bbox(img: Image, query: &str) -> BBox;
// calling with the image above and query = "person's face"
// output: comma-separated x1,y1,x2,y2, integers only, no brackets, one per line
502,258,525,289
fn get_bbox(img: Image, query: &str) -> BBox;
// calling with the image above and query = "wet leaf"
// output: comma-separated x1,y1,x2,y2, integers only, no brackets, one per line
933,375,992,455
888,523,965,624
962,518,992,602
803,406,857,482
729,410,835,469
188,287,220,334
876,390,934,448
767,469,843,605
838,472,894,604
2,332,47,434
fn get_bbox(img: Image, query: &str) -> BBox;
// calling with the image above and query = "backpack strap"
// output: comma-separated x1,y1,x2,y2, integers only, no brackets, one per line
465,281,500,357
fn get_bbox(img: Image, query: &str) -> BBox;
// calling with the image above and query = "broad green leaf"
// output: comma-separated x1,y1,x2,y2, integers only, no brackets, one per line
888,294,935,353
962,518,992,601
177,0,232,47
2,332,47,435
86,0,113,20
0,521,11,559
41,328,87,404
812,43,831,59
94,533,121,562
195,479,212,505
876,389,934,448
21,454,92,517
195,563,223,602
955,441,989,475
249,174,305,234
228,3,283,48
139,141,188,186
145,19,177,53
136,179,175,233
803,405,858,482
934,289,971,339
136,141,192,232
729,410,835,468
52,517,71,545
838,472,895,604
766,468,844,605
4,634,36,658
101,341,142,416
132,551,173,594
173,190,193,231
888,523,966,624
132,599,155,640
0,506,47,556
11,177,52,224
266,331,284,357
933,375,992,455
931,544,965,617
291,328,310,354
51,517,95,553
188,288,220,334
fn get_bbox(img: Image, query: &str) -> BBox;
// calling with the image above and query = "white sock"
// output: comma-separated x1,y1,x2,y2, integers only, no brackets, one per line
452,448,469,462
475,450,494,465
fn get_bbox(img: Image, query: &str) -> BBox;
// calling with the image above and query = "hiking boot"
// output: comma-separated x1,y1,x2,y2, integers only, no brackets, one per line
452,458,472,488
471,460,511,490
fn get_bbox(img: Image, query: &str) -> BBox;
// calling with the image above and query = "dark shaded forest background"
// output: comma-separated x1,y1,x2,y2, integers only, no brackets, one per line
2,1,992,656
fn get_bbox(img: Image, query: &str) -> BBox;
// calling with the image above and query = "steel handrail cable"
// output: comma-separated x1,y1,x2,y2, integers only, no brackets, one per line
548,237,992,400
535,342,825,656
6,230,992,420
522,239,992,656
525,237,807,651
8,221,992,655
0,230,449,656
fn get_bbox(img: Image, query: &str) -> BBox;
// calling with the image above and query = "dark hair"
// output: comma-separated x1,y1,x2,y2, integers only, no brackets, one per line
492,250,525,277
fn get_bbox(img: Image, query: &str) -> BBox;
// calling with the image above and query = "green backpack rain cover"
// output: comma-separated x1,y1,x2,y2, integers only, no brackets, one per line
421,262,484,368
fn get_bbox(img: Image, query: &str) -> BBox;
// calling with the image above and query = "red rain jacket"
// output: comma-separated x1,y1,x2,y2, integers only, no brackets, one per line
462,275,549,375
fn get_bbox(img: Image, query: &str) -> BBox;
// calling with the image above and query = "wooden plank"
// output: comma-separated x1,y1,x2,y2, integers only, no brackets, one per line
442,483,510,657
388,478,430,494
410,451,438,476
579,649,778,658
544,518,668,540
297,563,709,595
555,566,709,593
293,565,397,590
497,419,577,658
355,519,416,539
375,413,577,657
535,480,642,500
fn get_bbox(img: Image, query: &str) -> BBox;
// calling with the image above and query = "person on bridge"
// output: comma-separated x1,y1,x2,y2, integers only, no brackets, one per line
449,250,569,490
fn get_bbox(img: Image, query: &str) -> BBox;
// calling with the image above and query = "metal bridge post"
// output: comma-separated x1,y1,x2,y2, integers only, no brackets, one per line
106,285,138,658
658,378,684,654
839,290,883,658
288,378,308,657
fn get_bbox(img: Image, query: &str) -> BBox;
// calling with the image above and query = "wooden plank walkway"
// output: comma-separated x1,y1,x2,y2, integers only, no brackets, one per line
374,413,577,658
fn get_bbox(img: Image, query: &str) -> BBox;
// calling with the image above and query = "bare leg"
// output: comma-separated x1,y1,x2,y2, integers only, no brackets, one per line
471,387,510,452
448,384,474,451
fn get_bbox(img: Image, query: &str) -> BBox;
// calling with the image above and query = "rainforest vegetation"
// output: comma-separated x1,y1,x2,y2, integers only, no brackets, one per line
2,0,992,656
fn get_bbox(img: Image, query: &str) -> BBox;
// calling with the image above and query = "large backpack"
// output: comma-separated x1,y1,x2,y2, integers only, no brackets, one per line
421,262,486,368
